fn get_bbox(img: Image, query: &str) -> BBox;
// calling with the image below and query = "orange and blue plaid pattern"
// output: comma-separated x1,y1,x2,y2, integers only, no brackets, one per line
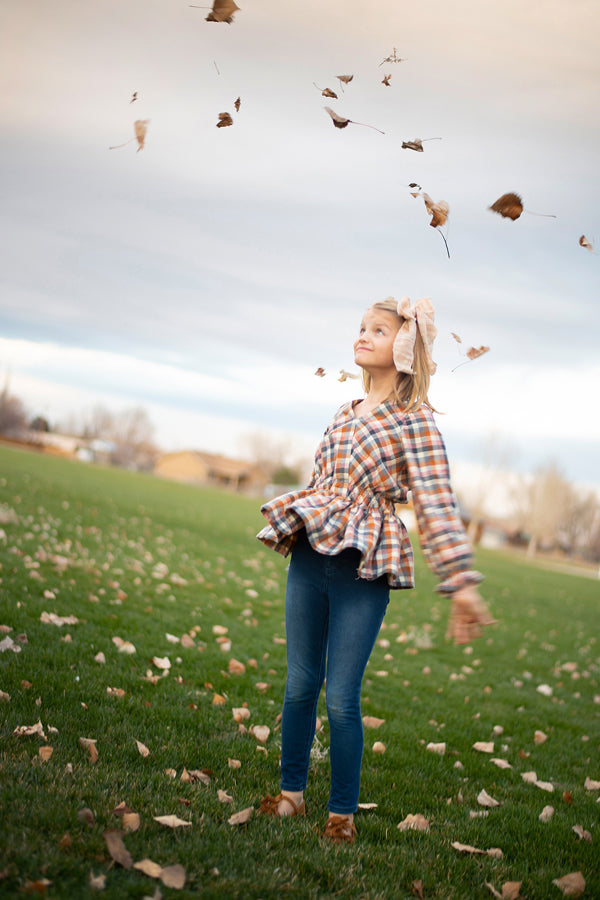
257,400,482,592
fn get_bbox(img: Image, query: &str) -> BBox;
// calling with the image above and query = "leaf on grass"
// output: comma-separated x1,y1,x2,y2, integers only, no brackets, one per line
213,625,229,635
135,859,163,879
136,739,150,757
0,635,20,653
251,725,270,743
39,746,53,762
153,814,191,829
216,112,233,128
112,636,136,654
212,693,227,705
152,656,171,670
372,741,386,754
398,813,429,832
473,741,494,754
103,829,133,869
552,872,585,898
94,652,106,664
412,880,424,899
89,871,106,890
40,612,79,626
451,841,503,859
584,776,600,790
477,789,500,808
78,808,95,826
572,824,592,843
426,741,446,755
79,737,99,764
485,881,521,899
122,812,140,832
324,106,384,134
14,720,47,740
362,716,385,728
491,758,512,770
357,802,378,810
232,707,251,722
161,865,186,889
489,192,523,220
229,658,246,675
228,758,241,769
187,769,211,785
539,805,554,822
521,771,538,784
228,806,253,826
534,730,548,745
217,789,234,804
201,0,240,23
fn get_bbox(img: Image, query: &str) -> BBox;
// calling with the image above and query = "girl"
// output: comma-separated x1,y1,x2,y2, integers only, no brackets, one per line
256,296,495,844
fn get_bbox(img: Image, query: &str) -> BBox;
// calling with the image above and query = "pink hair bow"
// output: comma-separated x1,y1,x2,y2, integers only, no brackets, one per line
392,296,438,375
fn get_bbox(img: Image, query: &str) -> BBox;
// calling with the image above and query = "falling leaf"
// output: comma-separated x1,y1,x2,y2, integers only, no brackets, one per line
489,192,523,220
451,841,503,859
362,716,385,728
196,0,240,23
234,96,241,112
477,789,500,808
109,120,149,153
466,345,490,361
102,830,133,869
228,806,253,826
314,367,326,377
372,741,386,754
403,139,424,152
135,859,163,879
216,112,233,128
398,813,430,832
336,74,354,88
579,235,593,252
473,741,494,754
552,872,586,898
153,814,191,829
338,369,359,382
572,824,592,843
324,106,384,134
382,74,392,86
451,332,462,343
135,739,150,757
539,805,554,822
313,83,338,99
130,92,138,104
379,47,405,66
421,192,449,229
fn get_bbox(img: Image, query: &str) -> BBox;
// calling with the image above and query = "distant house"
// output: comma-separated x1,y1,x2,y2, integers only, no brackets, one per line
154,450,269,495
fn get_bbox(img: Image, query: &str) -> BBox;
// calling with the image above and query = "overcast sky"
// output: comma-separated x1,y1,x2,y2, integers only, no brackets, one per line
1,0,599,489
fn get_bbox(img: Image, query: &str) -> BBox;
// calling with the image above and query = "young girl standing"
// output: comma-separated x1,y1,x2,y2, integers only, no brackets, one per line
257,296,495,843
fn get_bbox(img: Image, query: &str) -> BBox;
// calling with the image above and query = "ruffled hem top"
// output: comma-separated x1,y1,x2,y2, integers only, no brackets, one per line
257,400,482,592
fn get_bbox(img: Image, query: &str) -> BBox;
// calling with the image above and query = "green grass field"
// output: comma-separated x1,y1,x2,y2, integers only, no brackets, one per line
0,444,598,899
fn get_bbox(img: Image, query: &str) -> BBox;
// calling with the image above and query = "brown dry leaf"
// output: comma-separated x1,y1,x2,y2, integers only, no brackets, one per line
216,112,233,128
39,746,53,762
584,776,600,790
357,802,378,810
189,769,211,784
121,812,140,832
451,332,462,343
452,841,503,859
402,139,424,152
314,367,326,377
324,106,384,134
534,729,548,745
466,345,490,361
102,829,133,869
134,859,163,879
491,758,512,770
134,120,148,151
489,192,523,220
382,74,391,86
228,758,241,769
24,879,52,894
336,74,354,87
426,741,446,755
539,805,554,822
313,83,338,99
78,807,95,826
398,813,430,832
485,882,521,899
251,725,270,744
579,234,593,252
412,880,424,899
152,814,192,829
217,789,234,804
234,97,241,112
228,658,246,675
372,741,386,754
228,806,253,826
180,633,195,648
552,872,586,898
232,707,250,722
151,656,171,670
212,693,227,705
572,824,592,843
422,192,449,228
212,625,229,635
473,741,494,754
338,369,359,382
160,865,186,889
198,0,240,23
112,636,136,654
477,789,501,808
89,871,106,890
136,739,150,758
14,720,47,740
79,737,99,764
362,716,385,728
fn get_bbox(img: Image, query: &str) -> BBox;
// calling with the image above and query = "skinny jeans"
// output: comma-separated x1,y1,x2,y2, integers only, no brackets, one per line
280,528,390,814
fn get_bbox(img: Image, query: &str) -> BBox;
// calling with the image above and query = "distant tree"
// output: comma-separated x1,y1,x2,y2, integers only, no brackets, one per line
241,431,291,479
67,404,159,470
272,464,301,486
30,415,50,432
461,432,517,544
0,382,28,435
515,461,574,557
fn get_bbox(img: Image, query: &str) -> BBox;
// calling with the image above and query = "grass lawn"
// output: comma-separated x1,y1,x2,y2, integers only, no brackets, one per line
0,444,598,899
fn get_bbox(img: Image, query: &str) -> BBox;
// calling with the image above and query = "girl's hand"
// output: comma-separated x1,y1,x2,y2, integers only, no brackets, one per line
446,586,497,646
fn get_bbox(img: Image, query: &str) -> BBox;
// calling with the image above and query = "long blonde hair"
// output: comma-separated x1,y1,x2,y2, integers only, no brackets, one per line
361,297,436,413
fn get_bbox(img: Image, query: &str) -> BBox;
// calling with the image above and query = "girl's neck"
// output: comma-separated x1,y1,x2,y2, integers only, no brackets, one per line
365,372,397,407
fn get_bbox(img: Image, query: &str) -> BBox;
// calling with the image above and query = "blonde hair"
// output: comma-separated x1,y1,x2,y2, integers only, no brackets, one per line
361,297,436,413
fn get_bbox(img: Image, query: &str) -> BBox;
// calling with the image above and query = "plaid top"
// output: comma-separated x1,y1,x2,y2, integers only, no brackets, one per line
257,399,482,592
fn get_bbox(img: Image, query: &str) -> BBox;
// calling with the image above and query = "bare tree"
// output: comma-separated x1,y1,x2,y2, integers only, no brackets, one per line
64,404,158,470
516,461,574,557
0,379,28,435
456,432,517,544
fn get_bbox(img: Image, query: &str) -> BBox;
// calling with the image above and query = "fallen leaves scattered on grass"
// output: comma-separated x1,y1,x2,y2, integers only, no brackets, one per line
39,746,53,762
485,881,521,899
426,741,446,755
136,739,151,757
40,612,79,626
79,737,99,764
153,814,191,829
477,789,500,808
397,813,429,832
491,758,512,770
250,725,270,743
572,824,592,843
584,776,600,790
14,720,47,740
362,716,385,728
539,805,554,822
473,741,494,753
112,636,136,654
552,872,585,898
372,741,386,754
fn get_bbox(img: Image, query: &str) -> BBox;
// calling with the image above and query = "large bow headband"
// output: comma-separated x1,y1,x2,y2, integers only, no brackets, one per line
392,296,437,375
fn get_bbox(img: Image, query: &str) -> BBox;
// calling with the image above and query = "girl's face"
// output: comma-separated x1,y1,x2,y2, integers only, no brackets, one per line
353,308,400,372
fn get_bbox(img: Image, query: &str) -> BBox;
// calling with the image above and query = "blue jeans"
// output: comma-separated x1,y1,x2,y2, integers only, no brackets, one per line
280,529,390,814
